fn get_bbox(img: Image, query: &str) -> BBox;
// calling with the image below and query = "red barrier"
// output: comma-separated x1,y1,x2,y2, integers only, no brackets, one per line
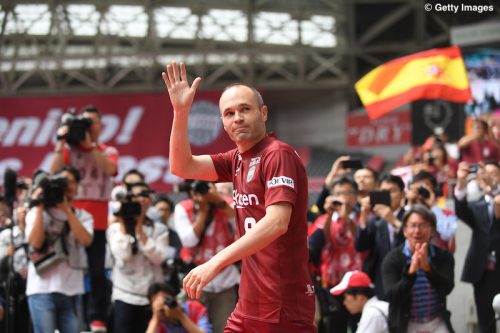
0,92,234,191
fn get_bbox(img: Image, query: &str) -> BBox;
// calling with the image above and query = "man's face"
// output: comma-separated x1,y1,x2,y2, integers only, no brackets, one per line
380,181,404,211
473,121,486,138
430,147,445,168
61,170,78,201
354,169,377,194
154,201,172,223
409,178,434,198
482,164,500,192
343,294,364,315
219,86,267,147
331,183,357,208
131,185,152,211
123,173,143,187
83,111,102,141
403,212,435,252
151,291,170,320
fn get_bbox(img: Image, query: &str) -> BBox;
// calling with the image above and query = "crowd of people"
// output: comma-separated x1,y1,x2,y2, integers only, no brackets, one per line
0,62,498,333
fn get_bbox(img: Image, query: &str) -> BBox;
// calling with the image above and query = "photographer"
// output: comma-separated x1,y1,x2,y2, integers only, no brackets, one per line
50,105,118,332
25,166,93,333
152,195,183,294
0,197,30,333
308,176,363,333
454,161,500,333
107,182,168,333
146,282,212,333
406,171,457,252
355,175,406,300
173,180,238,333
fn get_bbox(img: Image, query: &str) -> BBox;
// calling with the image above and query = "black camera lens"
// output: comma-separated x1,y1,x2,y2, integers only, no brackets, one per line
164,296,178,309
191,180,210,195
417,186,431,200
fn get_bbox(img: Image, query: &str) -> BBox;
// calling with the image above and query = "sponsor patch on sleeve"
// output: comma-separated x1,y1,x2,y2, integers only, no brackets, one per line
267,176,295,189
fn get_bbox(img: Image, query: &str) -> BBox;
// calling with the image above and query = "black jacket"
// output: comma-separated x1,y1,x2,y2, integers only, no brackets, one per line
355,210,406,299
382,244,455,333
454,196,500,284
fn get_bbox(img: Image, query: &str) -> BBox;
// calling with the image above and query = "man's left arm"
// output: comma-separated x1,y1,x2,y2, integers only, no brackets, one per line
183,202,292,299
425,248,455,296
63,204,93,246
89,145,118,176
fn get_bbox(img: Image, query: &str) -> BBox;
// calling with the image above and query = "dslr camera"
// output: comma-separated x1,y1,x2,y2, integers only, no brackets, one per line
58,107,93,146
30,174,68,208
178,180,210,195
191,180,210,195
164,295,178,309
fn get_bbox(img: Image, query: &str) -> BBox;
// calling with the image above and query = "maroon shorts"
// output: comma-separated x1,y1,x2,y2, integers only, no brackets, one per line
224,310,316,333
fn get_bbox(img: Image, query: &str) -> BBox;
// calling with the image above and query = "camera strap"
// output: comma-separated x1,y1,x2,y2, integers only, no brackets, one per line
197,206,215,245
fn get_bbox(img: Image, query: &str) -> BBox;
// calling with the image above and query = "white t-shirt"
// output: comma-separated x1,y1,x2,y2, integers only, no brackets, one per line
356,296,389,333
25,207,94,296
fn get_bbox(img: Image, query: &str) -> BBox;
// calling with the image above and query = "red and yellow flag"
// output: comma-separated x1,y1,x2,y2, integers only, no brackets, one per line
355,46,472,119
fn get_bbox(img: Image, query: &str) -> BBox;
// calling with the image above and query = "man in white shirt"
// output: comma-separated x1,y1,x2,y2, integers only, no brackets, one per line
331,270,388,333
26,166,94,333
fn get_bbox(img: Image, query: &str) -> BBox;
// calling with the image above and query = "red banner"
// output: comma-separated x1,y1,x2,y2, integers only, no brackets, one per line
346,110,411,147
0,92,234,192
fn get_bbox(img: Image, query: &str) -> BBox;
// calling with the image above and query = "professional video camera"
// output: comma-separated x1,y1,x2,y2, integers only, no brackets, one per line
111,186,142,221
30,174,68,208
57,107,93,146
111,186,143,253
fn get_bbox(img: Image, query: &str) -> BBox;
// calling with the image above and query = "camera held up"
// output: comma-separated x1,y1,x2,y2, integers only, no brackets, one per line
111,186,143,254
57,107,93,146
164,295,178,309
30,173,68,208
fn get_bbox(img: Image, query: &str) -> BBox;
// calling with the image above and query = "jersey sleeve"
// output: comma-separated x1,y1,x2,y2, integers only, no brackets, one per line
262,149,299,208
210,149,237,183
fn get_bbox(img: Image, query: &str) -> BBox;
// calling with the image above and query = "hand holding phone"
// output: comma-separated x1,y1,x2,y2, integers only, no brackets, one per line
342,159,363,170
369,191,391,208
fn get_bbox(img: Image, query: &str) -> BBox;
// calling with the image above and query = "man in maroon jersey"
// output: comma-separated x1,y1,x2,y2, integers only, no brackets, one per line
162,61,315,333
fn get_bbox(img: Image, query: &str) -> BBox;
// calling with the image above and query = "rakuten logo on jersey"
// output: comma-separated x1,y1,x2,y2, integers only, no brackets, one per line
233,190,260,208
267,176,294,189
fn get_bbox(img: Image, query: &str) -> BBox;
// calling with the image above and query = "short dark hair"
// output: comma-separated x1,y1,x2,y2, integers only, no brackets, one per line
475,119,489,131
380,174,405,192
147,282,177,303
412,171,437,190
223,83,264,108
122,169,145,184
344,287,374,299
484,160,500,169
332,176,358,194
154,194,175,211
358,167,379,182
402,204,436,229
55,165,81,183
81,104,101,118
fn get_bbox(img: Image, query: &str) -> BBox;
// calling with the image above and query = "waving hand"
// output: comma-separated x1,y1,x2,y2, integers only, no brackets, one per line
162,61,201,114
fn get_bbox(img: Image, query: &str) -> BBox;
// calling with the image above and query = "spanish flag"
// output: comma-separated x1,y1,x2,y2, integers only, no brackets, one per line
355,46,472,119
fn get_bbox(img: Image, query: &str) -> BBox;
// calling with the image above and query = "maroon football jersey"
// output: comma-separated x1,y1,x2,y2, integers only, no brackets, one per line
211,134,315,324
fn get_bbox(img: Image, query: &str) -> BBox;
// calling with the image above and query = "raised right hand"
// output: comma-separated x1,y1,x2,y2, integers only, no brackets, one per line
162,62,201,114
